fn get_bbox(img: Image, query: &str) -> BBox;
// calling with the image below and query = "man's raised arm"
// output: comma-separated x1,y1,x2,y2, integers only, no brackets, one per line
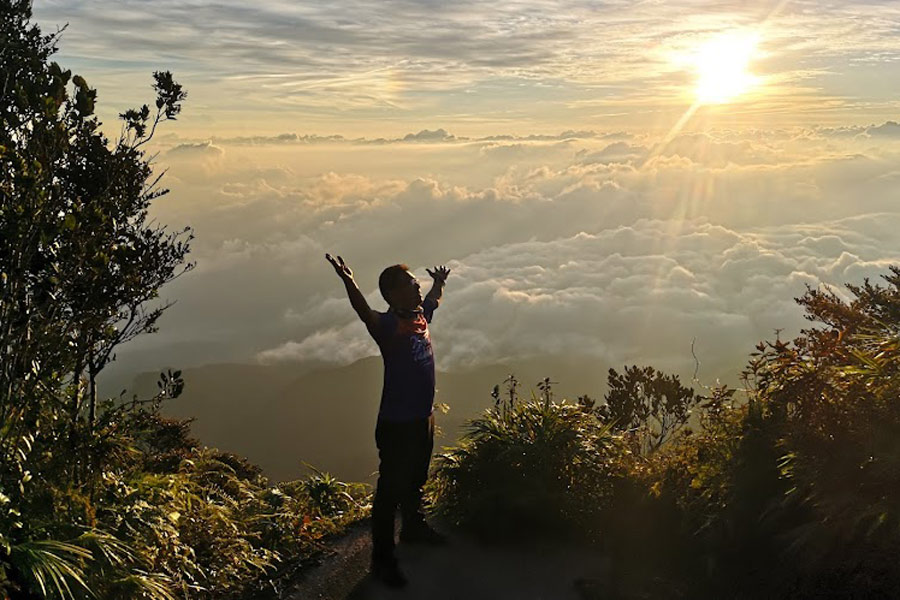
326,254,379,334
425,265,451,306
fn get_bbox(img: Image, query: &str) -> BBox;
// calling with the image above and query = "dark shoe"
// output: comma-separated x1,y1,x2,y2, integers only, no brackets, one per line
399,523,449,545
371,558,408,588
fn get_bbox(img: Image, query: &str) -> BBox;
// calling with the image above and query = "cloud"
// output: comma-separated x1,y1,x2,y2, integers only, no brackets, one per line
480,131,602,142
33,0,900,133
579,141,646,164
162,142,227,182
479,140,575,161
659,133,779,166
211,133,349,145
867,121,900,138
814,126,868,139
159,129,606,148
257,324,374,365
266,215,900,376
402,128,456,142
166,141,225,158
94,123,900,386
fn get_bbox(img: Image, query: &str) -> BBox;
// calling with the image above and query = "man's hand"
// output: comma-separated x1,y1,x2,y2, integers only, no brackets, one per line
326,253,353,281
425,265,450,306
426,265,450,284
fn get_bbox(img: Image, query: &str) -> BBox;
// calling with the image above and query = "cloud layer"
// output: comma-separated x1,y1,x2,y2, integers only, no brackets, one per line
100,125,900,386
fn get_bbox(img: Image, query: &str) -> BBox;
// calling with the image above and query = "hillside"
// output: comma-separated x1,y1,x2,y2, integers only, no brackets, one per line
112,356,613,482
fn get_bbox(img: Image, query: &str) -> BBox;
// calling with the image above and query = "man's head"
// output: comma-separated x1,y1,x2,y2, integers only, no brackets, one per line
379,264,422,310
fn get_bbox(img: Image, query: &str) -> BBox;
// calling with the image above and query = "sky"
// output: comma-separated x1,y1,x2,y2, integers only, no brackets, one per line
33,0,900,136
30,1,900,387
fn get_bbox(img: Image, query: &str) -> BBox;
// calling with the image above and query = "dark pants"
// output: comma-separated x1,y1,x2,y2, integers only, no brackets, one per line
371,413,434,563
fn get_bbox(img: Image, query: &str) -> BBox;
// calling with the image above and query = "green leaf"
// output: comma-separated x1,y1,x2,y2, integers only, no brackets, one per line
10,540,92,600
75,529,136,567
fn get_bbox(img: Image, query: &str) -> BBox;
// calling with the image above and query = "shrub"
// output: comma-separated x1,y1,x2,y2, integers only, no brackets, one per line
430,379,628,541
740,269,900,597
599,268,900,598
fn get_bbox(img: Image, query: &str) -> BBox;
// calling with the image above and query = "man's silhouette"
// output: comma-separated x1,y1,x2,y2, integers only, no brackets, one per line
326,254,450,588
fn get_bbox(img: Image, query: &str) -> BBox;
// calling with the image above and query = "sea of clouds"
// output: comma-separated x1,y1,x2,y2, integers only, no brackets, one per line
105,124,900,384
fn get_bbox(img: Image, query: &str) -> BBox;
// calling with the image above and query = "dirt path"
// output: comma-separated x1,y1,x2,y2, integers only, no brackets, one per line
285,520,610,600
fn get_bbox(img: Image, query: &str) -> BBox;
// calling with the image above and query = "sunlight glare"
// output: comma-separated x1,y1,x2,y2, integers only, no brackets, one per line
693,32,760,105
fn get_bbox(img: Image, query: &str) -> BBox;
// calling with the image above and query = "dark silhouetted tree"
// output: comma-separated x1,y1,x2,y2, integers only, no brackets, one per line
600,365,701,453
0,0,191,511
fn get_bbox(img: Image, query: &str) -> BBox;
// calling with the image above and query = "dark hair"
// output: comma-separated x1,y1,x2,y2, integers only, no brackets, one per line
379,264,409,303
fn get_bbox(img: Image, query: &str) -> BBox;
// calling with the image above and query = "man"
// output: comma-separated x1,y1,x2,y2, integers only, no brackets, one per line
326,253,450,588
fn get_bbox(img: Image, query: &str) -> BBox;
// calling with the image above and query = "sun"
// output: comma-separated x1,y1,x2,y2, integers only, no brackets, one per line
693,32,760,105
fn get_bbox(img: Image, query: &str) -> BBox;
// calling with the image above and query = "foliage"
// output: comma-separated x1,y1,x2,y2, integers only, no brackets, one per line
600,365,703,454
0,381,370,600
300,464,368,520
740,267,900,596
433,268,900,599
0,5,369,599
610,269,900,598
0,1,194,446
430,377,628,540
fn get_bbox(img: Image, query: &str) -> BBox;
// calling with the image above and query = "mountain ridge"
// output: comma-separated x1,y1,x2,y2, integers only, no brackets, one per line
115,355,614,482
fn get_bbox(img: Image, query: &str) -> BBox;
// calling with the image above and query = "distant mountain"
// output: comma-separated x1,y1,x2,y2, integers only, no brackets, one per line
120,356,616,483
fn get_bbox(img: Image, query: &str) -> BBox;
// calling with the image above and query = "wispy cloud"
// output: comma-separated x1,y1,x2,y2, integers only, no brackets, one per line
33,1,900,135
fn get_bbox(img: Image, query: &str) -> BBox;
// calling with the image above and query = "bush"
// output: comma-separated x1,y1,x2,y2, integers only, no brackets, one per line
430,378,628,541
739,268,900,597
603,268,900,599
0,392,370,600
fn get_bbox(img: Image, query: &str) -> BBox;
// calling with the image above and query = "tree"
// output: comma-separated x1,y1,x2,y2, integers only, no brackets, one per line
1,2,193,594
0,0,192,471
600,365,702,454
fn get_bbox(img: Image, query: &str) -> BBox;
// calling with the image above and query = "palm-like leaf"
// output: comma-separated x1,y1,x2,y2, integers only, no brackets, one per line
10,540,92,600
109,570,178,600
75,529,137,568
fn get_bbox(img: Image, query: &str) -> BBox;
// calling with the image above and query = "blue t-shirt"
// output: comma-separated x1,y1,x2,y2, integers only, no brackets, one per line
370,298,437,422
